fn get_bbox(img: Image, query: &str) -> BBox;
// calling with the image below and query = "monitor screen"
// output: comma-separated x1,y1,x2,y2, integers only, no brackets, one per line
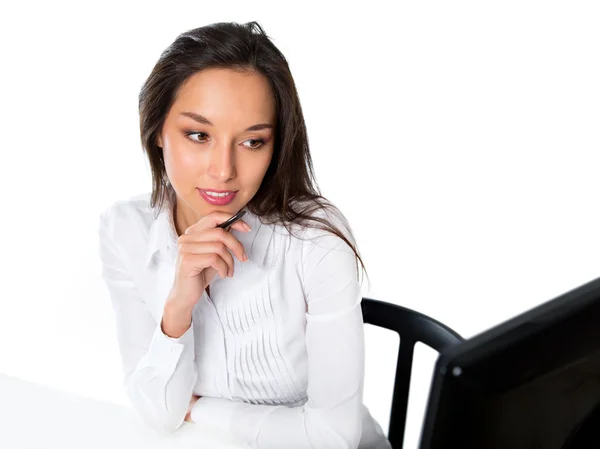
419,276,600,449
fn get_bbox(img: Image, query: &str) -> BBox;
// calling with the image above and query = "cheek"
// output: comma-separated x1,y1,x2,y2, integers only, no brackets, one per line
246,149,270,167
163,150,187,187
245,153,272,188
180,149,200,167
165,146,197,176
258,150,273,176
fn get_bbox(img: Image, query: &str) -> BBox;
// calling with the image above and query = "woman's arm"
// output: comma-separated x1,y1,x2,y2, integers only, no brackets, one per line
189,233,365,449
98,210,198,434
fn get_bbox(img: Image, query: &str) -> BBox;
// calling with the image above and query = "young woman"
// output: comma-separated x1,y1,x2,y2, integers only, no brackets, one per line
98,21,392,449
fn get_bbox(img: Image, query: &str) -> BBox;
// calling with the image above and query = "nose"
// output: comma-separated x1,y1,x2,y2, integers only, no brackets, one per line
207,141,236,183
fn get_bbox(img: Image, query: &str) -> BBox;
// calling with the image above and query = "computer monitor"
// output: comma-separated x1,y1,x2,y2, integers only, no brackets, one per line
418,275,600,449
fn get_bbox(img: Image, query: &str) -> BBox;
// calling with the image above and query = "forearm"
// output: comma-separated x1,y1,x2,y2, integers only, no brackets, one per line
99,211,199,434
124,314,198,434
189,394,362,449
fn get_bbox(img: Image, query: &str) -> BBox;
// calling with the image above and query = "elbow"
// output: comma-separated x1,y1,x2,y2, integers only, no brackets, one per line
307,410,363,449
313,426,362,449
132,400,186,436
120,353,198,437
347,422,363,449
150,415,185,436
335,420,362,449
124,380,186,436
130,395,186,436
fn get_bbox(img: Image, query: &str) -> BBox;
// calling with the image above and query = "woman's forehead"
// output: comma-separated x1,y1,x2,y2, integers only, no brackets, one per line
178,69,273,102
171,69,275,129
171,70,276,126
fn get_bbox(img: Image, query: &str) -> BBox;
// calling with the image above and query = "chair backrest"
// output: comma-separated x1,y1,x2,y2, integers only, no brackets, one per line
361,297,464,449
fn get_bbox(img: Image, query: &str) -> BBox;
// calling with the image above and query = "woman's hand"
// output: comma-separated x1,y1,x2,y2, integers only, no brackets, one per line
184,394,201,422
166,211,251,313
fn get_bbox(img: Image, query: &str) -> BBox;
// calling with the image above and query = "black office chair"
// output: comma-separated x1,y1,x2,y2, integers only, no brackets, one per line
361,297,464,449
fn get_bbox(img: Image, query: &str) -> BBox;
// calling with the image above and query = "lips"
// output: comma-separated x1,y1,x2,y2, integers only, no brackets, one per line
200,189,237,194
197,188,237,205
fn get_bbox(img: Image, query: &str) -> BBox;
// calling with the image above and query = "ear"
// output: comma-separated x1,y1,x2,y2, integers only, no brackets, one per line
156,135,163,148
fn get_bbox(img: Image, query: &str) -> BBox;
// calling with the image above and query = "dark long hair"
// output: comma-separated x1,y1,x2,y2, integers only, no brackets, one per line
138,20,369,286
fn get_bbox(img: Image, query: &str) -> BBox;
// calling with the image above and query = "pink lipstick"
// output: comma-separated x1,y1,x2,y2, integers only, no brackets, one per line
197,188,237,206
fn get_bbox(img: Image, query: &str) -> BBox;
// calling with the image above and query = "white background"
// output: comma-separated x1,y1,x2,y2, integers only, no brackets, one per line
1,1,599,448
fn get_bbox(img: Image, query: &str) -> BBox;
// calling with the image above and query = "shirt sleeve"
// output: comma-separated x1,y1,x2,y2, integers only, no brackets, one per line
98,209,198,435
190,229,365,449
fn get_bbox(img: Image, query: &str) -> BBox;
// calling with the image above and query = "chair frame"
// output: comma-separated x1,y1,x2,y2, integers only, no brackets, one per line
361,297,464,449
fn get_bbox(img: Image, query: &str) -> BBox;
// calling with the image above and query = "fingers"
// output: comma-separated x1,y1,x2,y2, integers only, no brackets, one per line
177,211,250,281
178,240,236,277
184,211,251,235
181,252,231,280
179,227,248,263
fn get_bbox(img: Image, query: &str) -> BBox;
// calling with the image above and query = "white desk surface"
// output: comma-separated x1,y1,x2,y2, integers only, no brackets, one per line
0,372,250,449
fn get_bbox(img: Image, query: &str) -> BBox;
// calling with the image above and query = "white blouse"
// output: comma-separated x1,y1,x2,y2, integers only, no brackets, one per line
98,192,392,449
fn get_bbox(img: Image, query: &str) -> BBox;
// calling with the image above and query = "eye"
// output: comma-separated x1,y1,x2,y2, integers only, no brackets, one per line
243,139,266,150
185,132,265,150
185,132,209,143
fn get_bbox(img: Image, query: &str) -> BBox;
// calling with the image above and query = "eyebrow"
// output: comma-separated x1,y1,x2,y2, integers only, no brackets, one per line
180,111,274,132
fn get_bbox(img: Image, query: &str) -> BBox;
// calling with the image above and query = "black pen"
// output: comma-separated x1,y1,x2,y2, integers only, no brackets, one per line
216,209,247,231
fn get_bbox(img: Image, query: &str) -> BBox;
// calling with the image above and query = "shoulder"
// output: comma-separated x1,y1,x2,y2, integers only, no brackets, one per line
291,200,358,274
297,200,356,252
98,192,155,242
293,201,363,308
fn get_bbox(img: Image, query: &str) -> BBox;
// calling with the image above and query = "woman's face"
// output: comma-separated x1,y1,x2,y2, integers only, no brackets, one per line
157,67,276,233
